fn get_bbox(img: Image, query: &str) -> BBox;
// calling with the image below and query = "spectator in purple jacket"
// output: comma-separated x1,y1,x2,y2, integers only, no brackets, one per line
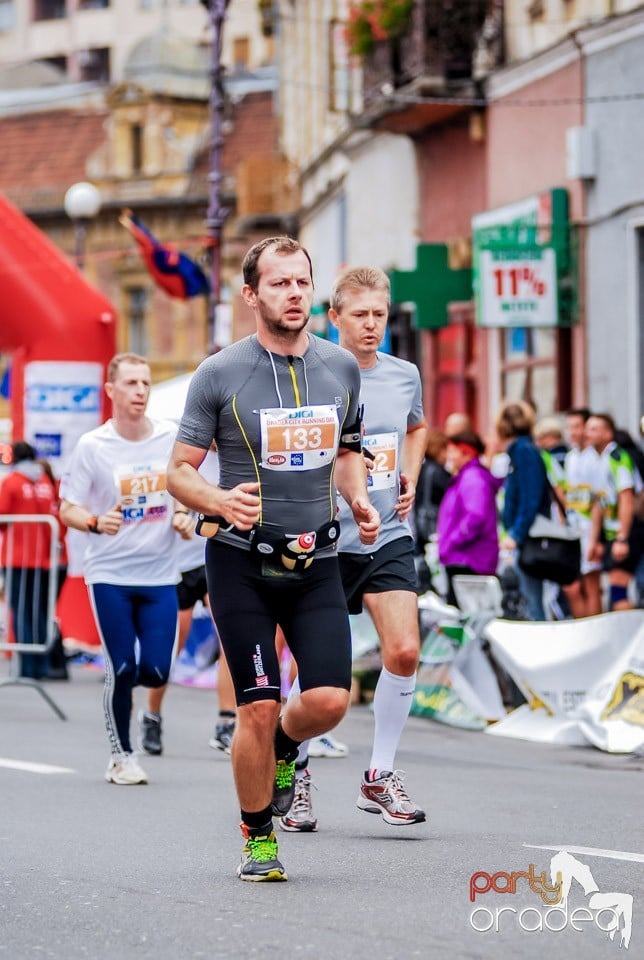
436,431,500,607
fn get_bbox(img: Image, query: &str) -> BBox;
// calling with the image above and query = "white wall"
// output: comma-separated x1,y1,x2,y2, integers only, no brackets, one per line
299,132,418,306
583,13,644,433
346,133,419,273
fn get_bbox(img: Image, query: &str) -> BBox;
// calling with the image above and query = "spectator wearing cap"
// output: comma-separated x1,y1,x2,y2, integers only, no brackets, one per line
534,416,568,494
436,430,500,608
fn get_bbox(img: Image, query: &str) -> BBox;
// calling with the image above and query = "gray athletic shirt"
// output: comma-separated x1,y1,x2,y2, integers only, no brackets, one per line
337,352,424,555
177,333,362,544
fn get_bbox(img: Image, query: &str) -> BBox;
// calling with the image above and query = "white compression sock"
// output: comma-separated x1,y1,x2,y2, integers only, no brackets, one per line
296,741,310,769
369,666,416,775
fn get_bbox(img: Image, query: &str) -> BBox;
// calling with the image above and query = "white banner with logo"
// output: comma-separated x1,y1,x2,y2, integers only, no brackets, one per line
24,361,103,477
485,610,644,753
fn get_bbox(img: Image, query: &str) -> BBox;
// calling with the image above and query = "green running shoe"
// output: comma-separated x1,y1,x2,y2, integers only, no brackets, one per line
271,759,297,816
237,826,287,882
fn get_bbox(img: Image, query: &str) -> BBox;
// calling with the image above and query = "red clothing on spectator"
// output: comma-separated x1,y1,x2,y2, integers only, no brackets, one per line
0,463,58,568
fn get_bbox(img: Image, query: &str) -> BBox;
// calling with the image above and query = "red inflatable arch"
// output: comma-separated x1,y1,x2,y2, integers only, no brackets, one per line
0,194,117,648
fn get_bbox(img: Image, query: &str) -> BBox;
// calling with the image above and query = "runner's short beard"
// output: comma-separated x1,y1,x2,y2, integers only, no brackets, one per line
257,298,309,340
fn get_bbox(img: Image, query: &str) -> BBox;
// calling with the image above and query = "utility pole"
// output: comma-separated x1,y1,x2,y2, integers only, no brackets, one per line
201,0,230,352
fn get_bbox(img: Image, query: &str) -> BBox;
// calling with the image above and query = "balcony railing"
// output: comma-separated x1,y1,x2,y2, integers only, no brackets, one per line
361,0,502,106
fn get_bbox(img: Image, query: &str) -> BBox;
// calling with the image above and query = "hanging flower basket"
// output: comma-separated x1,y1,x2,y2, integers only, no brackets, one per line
345,0,415,58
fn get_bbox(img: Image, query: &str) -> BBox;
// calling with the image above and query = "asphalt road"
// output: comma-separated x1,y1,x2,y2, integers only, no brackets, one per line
1,663,643,960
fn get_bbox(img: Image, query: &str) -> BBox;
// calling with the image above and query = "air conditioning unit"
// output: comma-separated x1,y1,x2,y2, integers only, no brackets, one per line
566,126,597,180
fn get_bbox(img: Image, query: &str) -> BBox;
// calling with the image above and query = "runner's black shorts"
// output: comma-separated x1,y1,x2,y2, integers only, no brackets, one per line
176,565,208,611
205,540,352,706
339,536,419,615
602,521,644,575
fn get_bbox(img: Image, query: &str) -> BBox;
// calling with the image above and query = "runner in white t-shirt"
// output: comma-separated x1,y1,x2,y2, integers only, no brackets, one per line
60,353,193,785
137,447,239,758
563,408,602,618
586,413,642,611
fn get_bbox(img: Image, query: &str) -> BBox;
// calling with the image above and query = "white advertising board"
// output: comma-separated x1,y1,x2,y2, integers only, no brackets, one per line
24,361,103,477
485,610,644,753
479,247,557,327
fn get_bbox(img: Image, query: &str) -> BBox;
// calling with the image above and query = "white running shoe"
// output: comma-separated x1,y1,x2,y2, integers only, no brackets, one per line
356,769,425,825
308,733,349,758
105,754,148,785
279,770,317,832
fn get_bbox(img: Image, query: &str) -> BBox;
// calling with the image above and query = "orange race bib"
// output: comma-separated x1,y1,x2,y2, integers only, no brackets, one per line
364,432,398,491
114,460,169,523
260,406,339,472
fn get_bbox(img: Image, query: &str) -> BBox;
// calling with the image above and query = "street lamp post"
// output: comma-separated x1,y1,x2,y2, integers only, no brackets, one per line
201,0,230,352
63,181,102,271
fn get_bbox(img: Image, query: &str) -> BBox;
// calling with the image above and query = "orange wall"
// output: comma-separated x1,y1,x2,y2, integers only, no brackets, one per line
417,114,487,241
486,59,585,219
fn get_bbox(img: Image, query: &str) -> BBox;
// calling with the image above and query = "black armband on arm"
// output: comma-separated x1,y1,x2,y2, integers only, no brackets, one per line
339,404,363,453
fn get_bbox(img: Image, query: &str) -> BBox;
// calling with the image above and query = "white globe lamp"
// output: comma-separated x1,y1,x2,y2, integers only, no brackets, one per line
64,181,101,269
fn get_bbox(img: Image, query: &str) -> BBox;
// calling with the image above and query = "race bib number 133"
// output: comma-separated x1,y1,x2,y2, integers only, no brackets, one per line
260,406,339,471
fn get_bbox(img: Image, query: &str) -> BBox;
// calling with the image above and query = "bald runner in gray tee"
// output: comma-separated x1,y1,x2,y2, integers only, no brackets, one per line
337,352,424,554
177,333,362,549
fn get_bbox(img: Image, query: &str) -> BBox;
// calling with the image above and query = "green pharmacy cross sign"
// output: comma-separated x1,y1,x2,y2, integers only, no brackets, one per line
389,243,472,330
472,188,577,328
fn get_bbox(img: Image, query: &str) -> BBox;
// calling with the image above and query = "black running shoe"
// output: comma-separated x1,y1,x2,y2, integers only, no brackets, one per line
271,759,296,816
237,827,287,882
138,711,162,756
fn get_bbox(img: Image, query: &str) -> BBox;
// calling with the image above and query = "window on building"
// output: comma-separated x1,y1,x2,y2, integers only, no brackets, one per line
388,306,420,367
39,55,67,75
0,0,15,32
131,124,144,174
78,47,110,82
232,36,250,71
128,287,149,355
499,327,566,414
328,18,355,113
33,0,66,20
78,0,110,9
139,0,156,8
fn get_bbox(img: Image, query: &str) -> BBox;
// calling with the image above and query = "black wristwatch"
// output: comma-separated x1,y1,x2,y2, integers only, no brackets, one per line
86,515,102,534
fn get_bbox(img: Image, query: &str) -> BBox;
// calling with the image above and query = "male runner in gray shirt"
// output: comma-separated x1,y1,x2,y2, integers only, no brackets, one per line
167,237,380,882
335,266,428,823
281,266,428,833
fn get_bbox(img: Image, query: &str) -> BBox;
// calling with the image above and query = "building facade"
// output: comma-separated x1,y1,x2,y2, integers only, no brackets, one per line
281,0,643,435
277,0,419,325
0,0,272,83
581,9,644,430
0,1,296,422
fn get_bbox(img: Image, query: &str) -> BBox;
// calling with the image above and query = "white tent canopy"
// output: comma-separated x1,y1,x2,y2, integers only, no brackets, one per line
147,372,194,422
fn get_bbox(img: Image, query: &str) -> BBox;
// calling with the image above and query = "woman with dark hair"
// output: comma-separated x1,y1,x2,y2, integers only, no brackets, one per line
495,401,551,620
436,430,500,607
413,428,451,550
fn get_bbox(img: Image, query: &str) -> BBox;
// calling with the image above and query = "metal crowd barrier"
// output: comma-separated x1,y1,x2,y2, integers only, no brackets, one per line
0,514,66,720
